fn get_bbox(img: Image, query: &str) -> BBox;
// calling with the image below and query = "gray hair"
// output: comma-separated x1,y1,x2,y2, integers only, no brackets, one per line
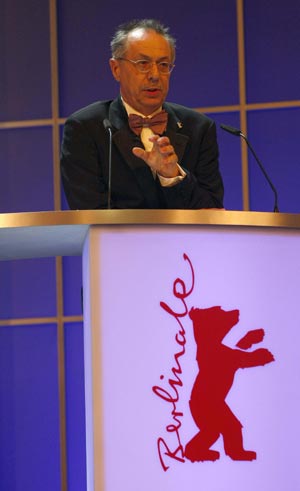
110,19,176,62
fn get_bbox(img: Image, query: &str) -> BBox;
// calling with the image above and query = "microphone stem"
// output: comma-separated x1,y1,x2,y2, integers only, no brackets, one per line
107,127,112,210
241,133,279,213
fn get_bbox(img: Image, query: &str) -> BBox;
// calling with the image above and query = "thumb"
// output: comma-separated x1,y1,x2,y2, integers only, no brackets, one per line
132,146,147,161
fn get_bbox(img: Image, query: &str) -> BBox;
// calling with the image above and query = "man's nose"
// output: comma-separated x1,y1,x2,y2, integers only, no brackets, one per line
147,62,160,79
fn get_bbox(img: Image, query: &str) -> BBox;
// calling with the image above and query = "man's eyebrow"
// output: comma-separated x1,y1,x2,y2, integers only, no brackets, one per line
136,54,170,61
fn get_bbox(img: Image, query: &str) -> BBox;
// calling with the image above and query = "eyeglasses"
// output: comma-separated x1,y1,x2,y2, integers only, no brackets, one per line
115,58,175,74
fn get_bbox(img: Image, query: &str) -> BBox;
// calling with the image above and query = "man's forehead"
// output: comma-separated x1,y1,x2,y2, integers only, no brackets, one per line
126,29,172,57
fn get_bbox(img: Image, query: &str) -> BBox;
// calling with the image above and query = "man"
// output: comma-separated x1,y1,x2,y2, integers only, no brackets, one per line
60,19,224,209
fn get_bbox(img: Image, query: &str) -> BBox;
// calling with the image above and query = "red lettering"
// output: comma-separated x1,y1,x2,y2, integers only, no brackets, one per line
157,437,185,472
153,254,195,471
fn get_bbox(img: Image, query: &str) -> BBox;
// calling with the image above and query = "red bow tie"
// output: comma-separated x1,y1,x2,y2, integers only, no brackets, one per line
128,110,168,136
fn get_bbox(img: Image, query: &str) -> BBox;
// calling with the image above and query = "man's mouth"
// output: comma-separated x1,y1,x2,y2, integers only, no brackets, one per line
144,87,161,95
144,86,160,91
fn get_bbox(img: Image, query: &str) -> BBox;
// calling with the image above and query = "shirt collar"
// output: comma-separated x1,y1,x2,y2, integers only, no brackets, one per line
121,97,163,118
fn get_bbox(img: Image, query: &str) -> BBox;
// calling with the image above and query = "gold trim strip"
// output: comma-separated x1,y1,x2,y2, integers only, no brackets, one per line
49,0,61,212
0,317,58,327
0,316,83,327
237,0,247,109
195,105,241,113
2,208,300,228
237,0,249,211
55,258,68,491
196,101,300,114
0,119,54,129
49,1,68,490
245,100,300,110
1,102,299,131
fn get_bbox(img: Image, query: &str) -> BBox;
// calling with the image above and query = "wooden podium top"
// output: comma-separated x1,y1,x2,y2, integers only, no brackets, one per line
1,209,300,260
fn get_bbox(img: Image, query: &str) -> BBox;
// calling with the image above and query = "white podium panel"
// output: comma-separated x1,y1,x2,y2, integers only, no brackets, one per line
83,225,300,491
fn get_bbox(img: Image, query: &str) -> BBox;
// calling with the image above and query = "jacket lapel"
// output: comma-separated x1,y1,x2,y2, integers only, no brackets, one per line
163,102,190,163
109,97,147,171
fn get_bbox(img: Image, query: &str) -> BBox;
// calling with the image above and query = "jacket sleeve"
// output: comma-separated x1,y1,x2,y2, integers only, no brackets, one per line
60,117,108,209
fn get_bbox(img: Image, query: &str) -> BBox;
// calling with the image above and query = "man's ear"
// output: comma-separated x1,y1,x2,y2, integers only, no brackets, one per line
109,58,120,82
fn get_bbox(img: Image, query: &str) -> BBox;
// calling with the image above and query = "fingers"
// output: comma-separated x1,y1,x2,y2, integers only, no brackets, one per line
132,136,179,178
149,135,172,153
149,136,177,162
132,136,176,162
132,146,147,160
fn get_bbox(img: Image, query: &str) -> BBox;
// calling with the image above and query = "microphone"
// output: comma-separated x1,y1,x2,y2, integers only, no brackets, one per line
103,119,113,209
220,124,279,213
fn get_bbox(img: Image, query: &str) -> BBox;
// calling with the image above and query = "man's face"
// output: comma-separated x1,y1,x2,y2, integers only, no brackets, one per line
110,28,173,116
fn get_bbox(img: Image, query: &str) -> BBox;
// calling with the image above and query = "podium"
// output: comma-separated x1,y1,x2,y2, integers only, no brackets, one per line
1,209,300,491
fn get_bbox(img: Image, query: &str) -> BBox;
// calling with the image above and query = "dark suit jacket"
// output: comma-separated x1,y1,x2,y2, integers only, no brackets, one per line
60,96,224,209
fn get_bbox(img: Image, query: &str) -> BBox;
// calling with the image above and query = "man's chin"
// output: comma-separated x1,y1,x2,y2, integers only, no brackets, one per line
141,98,164,114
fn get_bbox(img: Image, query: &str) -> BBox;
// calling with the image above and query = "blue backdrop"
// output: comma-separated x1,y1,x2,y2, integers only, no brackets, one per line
0,1,299,490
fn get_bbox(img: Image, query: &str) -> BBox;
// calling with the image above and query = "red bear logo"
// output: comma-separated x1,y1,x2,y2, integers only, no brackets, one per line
185,306,274,462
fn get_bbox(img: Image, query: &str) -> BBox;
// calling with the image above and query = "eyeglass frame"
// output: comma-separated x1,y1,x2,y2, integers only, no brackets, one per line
114,57,175,74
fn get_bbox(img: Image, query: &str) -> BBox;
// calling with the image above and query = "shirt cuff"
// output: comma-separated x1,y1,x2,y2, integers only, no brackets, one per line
157,164,187,187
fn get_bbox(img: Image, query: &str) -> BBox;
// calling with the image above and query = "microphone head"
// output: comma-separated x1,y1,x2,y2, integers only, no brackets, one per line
103,119,112,131
220,124,241,136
